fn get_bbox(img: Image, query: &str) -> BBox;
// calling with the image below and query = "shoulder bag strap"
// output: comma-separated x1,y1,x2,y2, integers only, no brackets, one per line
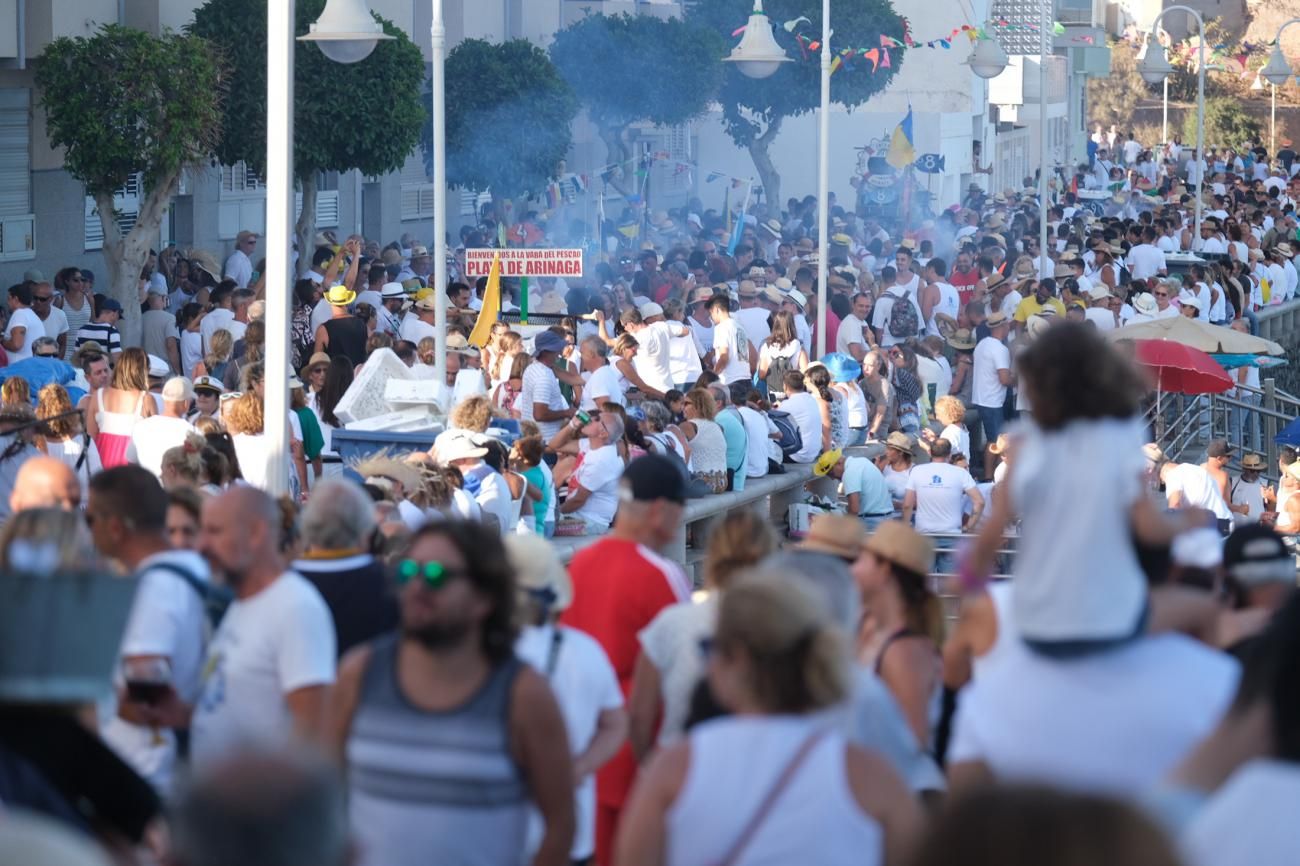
713,729,828,866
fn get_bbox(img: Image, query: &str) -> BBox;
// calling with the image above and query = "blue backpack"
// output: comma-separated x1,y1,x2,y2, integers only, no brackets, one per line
767,410,803,459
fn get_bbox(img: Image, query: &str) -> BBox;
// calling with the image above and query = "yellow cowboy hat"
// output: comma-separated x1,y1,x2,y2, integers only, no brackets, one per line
324,284,356,307
813,448,844,477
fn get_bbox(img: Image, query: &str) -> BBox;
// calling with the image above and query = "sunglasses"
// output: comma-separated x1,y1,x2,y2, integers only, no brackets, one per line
395,559,464,589
1154,291,1169,297
32,295,52,303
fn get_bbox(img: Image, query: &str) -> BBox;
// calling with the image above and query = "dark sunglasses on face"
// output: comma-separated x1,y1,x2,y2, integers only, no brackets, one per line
32,295,51,303
395,559,464,589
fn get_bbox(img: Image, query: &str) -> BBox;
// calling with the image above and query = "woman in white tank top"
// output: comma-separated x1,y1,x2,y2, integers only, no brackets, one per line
615,572,919,866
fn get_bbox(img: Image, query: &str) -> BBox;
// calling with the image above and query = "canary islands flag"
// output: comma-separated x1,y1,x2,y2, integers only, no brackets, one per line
886,107,917,170
468,253,501,348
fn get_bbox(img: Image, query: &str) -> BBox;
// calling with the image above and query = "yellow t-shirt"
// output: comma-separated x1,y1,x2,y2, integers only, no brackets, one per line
1013,296,1067,322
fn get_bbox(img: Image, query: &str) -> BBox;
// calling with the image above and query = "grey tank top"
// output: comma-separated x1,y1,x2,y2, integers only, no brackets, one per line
346,634,529,866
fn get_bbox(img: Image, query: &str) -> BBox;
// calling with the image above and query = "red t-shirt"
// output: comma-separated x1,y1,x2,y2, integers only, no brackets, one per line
561,538,690,806
950,266,980,307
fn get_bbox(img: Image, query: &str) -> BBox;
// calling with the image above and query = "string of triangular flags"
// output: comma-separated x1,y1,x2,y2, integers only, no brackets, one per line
1117,28,1282,78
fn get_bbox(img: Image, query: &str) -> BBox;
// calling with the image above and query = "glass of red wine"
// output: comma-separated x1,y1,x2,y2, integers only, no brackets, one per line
123,657,172,746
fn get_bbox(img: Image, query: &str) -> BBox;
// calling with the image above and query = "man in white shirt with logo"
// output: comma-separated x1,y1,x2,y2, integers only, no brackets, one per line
706,294,752,385
190,486,337,767
902,439,983,537
91,466,213,792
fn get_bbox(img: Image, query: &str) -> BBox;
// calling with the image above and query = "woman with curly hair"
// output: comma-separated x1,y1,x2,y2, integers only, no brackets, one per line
36,383,101,497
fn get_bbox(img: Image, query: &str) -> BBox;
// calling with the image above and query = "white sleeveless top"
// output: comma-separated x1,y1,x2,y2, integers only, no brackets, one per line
666,716,882,866
971,580,1016,682
1277,484,1298,532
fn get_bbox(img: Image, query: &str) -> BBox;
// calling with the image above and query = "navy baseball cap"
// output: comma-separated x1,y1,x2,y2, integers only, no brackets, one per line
620,454,687,505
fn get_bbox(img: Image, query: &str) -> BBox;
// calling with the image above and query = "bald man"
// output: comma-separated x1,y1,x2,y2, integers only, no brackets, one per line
187,486,336,766
10,456,81,513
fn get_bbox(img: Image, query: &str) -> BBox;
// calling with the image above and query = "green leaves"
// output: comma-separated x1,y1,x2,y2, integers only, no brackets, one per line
189,0,426,179
686,0,907,146
549,13,726,130
434,39,578,200
1183,98,1263,154
35,24,225,197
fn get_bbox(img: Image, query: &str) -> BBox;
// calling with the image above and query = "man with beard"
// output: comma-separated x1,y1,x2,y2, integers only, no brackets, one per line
329,521,575,866
187,486,336,766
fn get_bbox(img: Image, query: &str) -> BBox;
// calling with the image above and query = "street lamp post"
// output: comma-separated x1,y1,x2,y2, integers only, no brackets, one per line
815,0,830,359
262,0,387,497
964,9,1050,280
431,0,448,390
1138,6,1204,243
1260,20,1300,156
1251,70,1275,154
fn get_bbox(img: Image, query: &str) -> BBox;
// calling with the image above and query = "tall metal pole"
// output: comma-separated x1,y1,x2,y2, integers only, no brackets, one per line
1038,0,1050,279
815,0,830,359
1272,83,1277,155
1162,78,1168,144
1194,24,1203,242
263,0,294,496
431,0,448,390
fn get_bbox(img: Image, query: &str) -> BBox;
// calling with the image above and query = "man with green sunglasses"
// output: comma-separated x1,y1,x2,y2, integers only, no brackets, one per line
330,520,575,866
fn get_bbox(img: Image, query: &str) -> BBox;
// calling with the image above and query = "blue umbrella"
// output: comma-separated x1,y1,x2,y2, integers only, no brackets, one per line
1210,353,1289,370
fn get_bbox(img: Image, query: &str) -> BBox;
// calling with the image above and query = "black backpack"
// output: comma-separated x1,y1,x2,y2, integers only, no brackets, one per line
887,290,919,340
767,409,804,458
765,350,796,395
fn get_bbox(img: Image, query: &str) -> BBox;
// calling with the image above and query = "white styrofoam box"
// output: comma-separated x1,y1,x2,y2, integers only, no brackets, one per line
345,407,443,432
334,348,412,425
385,379,441,405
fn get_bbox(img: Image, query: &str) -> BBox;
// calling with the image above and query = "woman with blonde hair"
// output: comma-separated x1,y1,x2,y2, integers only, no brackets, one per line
449,394,493,433
491,352,529,417
84,346,155,468
852,521,943,750
222,319,265,392
36,383,101,497
193,327,234,381
629,510,778,758
489,331,525,389
927,395,970,461
1,377,29,407
159,431,207,490
617,571,920,866
678,388,728,494
0,507,101,574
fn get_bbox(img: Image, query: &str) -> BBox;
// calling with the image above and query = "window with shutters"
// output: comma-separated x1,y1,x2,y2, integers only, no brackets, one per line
220,161,264,197
399,149,435,220
0,88,34,262
84,173,142,252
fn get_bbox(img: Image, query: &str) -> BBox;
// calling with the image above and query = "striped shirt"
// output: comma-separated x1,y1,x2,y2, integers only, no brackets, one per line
346,634,528,866
75,321,122,355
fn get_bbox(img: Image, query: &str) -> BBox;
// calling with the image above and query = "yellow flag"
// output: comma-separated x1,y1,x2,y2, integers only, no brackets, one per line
886,107,917,171
468,253,502,348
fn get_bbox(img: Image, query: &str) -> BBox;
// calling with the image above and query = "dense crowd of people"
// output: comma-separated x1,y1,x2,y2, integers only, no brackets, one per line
1,129,1300,866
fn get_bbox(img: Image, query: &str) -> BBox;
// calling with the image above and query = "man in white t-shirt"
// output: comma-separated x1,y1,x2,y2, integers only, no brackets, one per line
89,465,212,792
872,269,924,349
190,487,336,767
1084,286,1117,331
399,297,438,345
623,304,688,394
707,295,752,385
223,230,259,288
559,412,626,533
732,382,775,479
903,439,983,534
199,286,237,355
522,330,574,442
1127,227,1167,281
4,282,45,363
733,281,771,351
836,293,874,361
127,377,199,478
972,313,1013,446
30,282,70,359
578,336,625,411
949,628,1238,794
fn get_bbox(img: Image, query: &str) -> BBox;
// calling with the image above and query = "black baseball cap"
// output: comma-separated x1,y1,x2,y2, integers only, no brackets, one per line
1223,523,1293,586
1207,439,1234,458
620,454,687,505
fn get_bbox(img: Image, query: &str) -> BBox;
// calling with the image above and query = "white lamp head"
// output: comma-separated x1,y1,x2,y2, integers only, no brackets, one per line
298,0,393,64
966,36,1009,80
723,0,793,79
1261,44,1294,87
1251,70,1265,91
1137,39,1173,84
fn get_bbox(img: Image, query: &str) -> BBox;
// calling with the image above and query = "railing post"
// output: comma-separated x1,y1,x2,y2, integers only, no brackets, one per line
1265,377,1278,471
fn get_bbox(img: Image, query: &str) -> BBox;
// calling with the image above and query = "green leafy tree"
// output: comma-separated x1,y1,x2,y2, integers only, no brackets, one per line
686,0,906,207
190,0,425,270
1183,97,1263,153
550,13,725,194
1087,40,1147,131
434,39,577,211
36,25,224,344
